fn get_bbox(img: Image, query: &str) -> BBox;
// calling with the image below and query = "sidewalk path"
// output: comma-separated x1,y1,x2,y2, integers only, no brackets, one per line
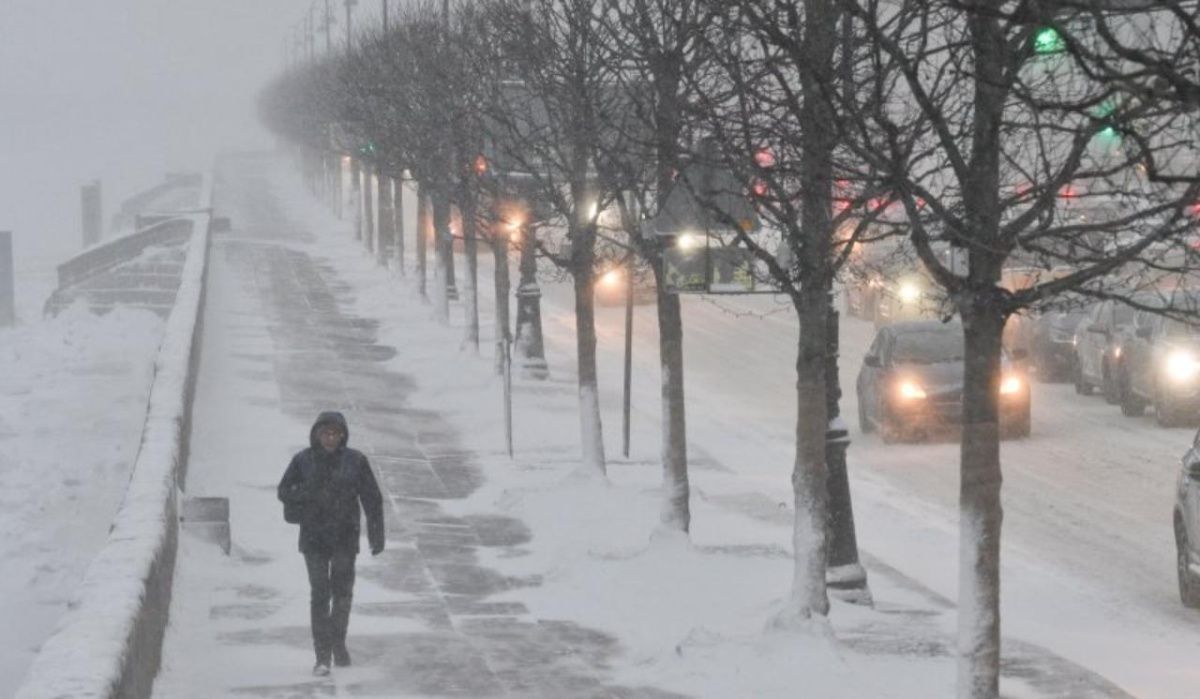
155,153,685,698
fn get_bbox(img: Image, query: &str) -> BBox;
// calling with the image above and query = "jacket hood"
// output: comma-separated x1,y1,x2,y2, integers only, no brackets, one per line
310,411,350,449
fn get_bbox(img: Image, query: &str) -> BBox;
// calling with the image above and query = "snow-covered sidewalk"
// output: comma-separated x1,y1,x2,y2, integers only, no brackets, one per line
155,153,1126,698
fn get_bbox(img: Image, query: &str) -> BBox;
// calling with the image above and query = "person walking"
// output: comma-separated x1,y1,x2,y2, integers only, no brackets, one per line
278,411,385,676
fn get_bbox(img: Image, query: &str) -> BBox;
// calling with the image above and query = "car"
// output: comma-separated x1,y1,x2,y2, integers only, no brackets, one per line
1116,312,1200,426
1027,309,1091,382
1073,298,1141,403
1173,430,1200,608
855,320,1032,442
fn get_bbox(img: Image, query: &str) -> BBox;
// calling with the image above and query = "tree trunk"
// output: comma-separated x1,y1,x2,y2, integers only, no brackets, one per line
363,164,376,255
462,181,480,353
776,0,837,622
650,56,690,536
332,155,343,220
416,184,428,301
652,257,689,533
958,13,1006,697
431,188,451,322
377,173,393,267
394,173,406,275
442,207,458,301
493,234,511,375
787,291,831,620
351,159,362,241
957,303,1006,699
571,222,606,476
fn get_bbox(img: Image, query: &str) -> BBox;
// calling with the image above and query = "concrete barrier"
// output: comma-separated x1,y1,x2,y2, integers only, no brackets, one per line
14,173,214,699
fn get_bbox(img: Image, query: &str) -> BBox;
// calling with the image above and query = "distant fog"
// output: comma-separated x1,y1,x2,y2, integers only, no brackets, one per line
0,0,351,317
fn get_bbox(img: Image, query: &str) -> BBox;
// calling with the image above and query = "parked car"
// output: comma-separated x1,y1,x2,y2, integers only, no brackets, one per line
1073,298,1140,403
856,320,1032,442
1116,312,1200,426
1173,431,1200,607
1028,309,1091,382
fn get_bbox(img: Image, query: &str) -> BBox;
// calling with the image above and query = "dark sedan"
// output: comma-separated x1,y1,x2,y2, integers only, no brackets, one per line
856,321,1032,442
1029,309,1090,381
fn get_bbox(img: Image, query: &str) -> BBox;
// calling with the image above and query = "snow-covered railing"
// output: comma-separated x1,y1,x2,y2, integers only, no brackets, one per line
15,173,214,699
54,218,193,292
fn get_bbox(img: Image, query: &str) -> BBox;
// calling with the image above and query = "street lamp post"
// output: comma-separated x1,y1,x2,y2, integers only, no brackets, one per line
382,0,389,32
513,223,549,379
824,292,871,604
344,0,356,51
323,0,333,53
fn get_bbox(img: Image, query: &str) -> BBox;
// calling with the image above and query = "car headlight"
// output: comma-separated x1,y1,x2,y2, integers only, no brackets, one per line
677,233,702,251
999,375,1023,396
896,380,927,400
898,282,921,303
1166,350,1200,382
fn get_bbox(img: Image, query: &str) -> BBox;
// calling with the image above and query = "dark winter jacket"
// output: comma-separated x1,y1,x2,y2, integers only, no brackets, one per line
277,411,385,555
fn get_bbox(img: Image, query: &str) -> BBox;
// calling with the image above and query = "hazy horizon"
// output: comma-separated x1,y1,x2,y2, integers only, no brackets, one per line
0,0,391,318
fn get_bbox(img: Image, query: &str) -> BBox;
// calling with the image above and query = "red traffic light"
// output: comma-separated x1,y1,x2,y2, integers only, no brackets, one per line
472,154,488,176
753,146,776,169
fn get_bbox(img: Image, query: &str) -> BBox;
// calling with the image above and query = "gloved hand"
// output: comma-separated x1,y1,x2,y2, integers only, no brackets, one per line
370,541,384,556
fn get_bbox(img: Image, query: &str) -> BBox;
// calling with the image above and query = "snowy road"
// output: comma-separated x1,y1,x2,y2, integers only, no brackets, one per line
533,283,1200,697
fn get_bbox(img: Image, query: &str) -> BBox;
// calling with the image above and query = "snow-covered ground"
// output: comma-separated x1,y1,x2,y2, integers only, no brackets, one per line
24,151,1200,696
157,157,1147,697
0,304,163,697
171,163,964,698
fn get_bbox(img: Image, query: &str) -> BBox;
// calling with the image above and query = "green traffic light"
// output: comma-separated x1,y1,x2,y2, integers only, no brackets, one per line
1034,27,1064,54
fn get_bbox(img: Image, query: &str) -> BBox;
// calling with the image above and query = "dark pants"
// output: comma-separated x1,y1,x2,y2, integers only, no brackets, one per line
304,550,357,664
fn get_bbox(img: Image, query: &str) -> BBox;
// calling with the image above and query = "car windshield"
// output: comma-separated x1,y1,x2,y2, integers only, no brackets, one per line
1164,319,1200,339
1052,311,1088,330
892,329,964,364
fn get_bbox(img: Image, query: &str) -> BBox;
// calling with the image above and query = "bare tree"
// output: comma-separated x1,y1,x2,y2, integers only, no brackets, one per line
834,2,1200,696
471,0,634,475
587,0,720,534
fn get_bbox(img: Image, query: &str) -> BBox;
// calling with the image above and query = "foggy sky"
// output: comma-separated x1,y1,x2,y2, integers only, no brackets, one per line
0,0,387,316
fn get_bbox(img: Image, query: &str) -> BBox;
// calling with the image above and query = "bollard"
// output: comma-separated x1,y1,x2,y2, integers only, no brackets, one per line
181,496,231,554
81,180,103,248
0,232,12,327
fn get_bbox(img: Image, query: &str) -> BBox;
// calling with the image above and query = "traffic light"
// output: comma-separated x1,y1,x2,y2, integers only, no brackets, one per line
750,145,774,199
472,154,488,177
1033,26,1065,55
753,146,776,169
1092,101,1123,144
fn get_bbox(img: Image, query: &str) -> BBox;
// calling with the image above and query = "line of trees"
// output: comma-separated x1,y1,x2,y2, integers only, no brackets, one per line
259,2,1200,697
